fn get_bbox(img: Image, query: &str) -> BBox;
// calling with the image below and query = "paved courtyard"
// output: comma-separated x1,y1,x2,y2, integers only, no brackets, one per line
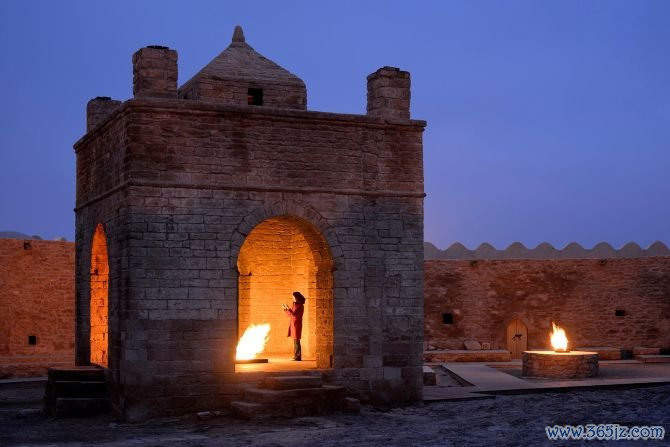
1,374,668,447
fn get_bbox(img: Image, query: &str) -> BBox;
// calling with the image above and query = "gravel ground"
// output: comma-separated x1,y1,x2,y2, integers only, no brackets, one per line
1,382,668,446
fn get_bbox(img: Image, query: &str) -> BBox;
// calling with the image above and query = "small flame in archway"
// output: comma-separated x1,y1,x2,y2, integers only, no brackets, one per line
550,322,569,352
236,324,270,360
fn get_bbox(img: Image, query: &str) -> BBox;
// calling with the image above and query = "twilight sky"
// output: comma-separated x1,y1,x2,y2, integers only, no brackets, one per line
0,0,668,249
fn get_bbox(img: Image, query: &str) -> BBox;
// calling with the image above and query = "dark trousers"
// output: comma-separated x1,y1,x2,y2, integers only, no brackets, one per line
293,339,302,360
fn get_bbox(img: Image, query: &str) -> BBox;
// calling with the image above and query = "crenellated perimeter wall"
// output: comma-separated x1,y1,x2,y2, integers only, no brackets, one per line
424,241,670,352
425,240,670,260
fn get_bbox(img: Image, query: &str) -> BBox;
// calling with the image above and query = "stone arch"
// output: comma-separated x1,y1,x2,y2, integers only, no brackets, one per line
90,223,109,367
235,211,335,369
230,200,342,270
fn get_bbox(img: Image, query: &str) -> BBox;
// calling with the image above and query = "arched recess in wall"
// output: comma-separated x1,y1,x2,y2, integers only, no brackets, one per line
237,215,334,369
90,224,109,367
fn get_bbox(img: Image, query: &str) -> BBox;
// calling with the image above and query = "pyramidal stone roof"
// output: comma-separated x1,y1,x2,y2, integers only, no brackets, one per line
184,26,305,87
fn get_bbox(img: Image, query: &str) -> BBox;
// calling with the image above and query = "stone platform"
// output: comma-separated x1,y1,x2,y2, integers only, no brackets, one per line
423,360,670,402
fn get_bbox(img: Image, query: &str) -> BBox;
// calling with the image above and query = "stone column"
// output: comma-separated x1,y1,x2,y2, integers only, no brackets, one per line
366,66,411,119
86,97,122,131
132,46,178,98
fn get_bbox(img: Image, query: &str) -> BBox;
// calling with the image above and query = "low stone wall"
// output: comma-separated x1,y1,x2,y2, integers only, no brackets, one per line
0,239,75,378
425,257,670,352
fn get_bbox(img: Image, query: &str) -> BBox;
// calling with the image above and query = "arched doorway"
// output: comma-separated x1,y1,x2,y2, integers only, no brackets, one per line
90,224,109,367
506,318,528,359
237,216,333,369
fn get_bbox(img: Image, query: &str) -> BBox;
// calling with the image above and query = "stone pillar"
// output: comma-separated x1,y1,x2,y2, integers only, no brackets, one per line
366,66,411,119
132,45,178,98
86,97,122,132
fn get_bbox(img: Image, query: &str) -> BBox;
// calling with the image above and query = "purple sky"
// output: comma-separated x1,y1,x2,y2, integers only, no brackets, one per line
1,1,668,249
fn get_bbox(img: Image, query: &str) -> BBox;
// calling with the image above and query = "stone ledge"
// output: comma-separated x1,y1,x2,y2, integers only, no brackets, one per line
575,347,621,360
636,355,670,363
424,350,511,363
633,347,661,356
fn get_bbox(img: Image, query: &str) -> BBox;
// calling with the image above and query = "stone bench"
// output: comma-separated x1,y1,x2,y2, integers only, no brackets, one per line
424,350,511,363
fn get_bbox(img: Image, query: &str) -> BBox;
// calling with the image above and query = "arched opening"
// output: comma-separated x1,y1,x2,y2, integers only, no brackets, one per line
237,216,333,369
90,224,109,367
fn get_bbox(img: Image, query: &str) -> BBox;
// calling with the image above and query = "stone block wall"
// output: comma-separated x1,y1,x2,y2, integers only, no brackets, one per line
0,239,75,378
425,258,670,352
74,96,426,420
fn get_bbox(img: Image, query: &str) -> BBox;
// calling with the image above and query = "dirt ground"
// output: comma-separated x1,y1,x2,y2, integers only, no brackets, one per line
1,381,668,446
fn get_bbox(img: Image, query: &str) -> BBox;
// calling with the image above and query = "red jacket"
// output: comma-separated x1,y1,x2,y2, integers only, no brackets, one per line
284,303,304,340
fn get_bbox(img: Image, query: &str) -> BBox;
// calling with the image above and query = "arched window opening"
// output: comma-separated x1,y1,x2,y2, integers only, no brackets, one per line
90,224,109,367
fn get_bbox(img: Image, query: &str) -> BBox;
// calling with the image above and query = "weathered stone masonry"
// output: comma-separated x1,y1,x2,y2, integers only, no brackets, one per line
0,239,75,378
74,27,425,421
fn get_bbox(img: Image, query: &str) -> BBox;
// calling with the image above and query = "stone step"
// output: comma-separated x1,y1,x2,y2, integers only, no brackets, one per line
231,386,357,420
51,397,109,417
636,355,670,363
245,385,346,405
263,375,323,390
44,367,110,417
48,366,106,382
53,380,107,398
230,401,266,420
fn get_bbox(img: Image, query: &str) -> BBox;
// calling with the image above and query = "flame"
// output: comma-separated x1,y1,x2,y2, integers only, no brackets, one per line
550,321,568,352
236,324,270,360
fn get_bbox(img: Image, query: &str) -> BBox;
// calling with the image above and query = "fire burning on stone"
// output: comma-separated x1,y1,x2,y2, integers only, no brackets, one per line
550,321,569,352
236,324,270,360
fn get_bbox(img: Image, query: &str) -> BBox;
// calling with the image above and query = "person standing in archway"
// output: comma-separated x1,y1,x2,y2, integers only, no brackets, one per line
282,291,305,361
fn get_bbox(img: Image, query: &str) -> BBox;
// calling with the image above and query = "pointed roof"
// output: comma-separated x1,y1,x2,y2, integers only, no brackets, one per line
185,25,305,87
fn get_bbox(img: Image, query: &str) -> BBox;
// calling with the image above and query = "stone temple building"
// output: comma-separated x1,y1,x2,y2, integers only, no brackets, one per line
74,26,426,420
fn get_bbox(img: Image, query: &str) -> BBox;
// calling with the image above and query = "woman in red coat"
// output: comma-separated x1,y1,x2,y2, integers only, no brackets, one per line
282,291,305,361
